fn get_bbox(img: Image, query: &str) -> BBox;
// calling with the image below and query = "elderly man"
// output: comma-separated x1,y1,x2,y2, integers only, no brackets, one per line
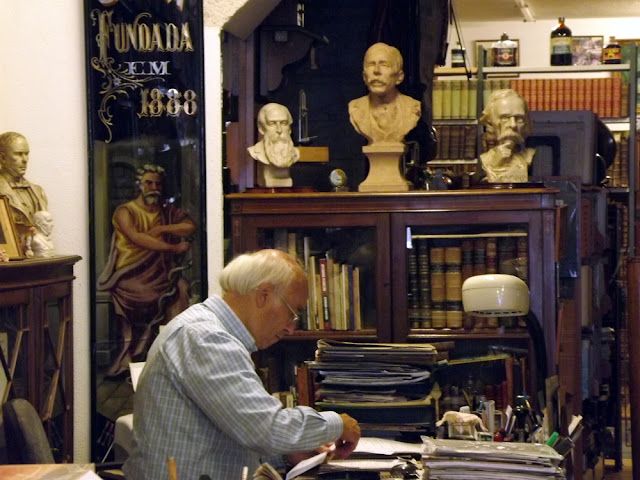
97,164,196,376
348,42,421,145
248,103,300,187
0,132,48,245
123,249,361,480
476,89,535,183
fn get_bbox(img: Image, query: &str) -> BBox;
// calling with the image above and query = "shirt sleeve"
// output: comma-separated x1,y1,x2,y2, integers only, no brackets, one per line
162,325,343,455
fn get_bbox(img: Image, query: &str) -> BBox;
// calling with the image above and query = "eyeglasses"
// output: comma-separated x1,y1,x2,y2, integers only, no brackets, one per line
277,293,299,325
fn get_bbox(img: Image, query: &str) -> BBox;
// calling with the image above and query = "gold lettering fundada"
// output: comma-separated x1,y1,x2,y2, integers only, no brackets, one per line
95,11,193,62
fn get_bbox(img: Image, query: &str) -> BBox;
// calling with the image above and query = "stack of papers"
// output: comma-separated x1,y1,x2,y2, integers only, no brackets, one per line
314,339,439,365
310,340,439,406
421,438,566,479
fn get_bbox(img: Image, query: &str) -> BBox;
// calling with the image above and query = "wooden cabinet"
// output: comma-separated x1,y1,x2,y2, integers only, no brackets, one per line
0,255,81,463
228,189,559,397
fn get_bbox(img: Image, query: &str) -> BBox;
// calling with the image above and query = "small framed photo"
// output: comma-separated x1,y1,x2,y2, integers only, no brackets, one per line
0,196,23,260
572,36,603,65
474,39,520,67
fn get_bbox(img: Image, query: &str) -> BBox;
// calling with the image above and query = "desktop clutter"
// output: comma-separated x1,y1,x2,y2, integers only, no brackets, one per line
258,337,581,480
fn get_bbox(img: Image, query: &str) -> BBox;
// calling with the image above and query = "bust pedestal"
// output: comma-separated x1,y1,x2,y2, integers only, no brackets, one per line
257,163,292,188
358,144,410,192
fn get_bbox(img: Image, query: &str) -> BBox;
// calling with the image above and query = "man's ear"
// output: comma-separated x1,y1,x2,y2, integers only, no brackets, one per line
395,70,405,85
254,282,274,308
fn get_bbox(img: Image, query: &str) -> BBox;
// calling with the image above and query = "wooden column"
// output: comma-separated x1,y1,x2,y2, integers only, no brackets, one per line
627,257,640,480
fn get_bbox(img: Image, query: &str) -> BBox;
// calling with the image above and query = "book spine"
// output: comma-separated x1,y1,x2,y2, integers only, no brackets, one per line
417,239,431,328
430,247,445,328
352,266,362,330
432,80,443,120
460,80,469,119
408,245,421,329
442,80,452,119
318,258,331,330
445,246,463,329
451,79,462,118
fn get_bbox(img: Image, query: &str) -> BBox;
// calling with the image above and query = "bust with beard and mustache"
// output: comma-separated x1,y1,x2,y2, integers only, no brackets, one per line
248,103,300,188
475,89,536,184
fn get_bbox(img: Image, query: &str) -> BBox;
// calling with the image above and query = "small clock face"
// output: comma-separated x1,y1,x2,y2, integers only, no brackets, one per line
330,169,347,187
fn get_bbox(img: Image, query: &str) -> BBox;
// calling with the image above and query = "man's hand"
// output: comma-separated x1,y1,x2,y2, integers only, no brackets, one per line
285,443,334,466
333,414,361,459
172,241,191,254
497,140,516,159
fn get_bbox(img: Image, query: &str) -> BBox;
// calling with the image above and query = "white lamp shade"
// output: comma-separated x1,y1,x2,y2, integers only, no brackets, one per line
462,274,530,316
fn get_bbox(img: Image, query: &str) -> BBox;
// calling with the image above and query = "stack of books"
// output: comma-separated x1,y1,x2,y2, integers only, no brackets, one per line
421,438,566,479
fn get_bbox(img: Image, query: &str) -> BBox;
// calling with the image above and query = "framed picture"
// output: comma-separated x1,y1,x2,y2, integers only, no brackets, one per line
474,39,520,67
572,36,603,65
0,196,23,260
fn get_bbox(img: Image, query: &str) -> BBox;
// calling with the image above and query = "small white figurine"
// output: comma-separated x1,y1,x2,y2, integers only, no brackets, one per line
476,89,535,183
247,103,300,188
28,210,56,257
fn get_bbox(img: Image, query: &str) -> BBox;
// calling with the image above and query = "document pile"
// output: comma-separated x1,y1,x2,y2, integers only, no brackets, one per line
421,438,566,480
310,340,438,404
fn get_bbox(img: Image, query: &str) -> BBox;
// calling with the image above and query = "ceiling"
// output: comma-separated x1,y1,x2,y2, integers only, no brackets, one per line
454,0,640,22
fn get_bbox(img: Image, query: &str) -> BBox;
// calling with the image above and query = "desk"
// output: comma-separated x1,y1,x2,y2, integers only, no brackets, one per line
0,464,96,479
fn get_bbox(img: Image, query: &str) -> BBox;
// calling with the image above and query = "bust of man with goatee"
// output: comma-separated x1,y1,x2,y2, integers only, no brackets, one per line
248,103,300,188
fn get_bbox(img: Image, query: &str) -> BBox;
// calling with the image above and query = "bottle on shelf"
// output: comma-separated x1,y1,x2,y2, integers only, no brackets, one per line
603,36,622,64
492,32,517,67
550,17,573,66
451,42,466,68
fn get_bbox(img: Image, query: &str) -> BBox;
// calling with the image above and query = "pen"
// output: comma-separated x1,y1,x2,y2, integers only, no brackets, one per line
167,457,178,480
241,465,248,480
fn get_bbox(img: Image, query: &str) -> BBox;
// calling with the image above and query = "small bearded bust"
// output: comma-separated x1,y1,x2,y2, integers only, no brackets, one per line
476,89,535,183
248,103,300,188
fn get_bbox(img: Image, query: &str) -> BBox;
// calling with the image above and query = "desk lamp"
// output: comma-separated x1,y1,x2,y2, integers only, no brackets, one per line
461,274,548,405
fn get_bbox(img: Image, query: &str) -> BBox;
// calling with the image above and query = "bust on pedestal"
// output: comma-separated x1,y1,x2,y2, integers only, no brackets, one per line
474,89,536,184
247,103,300,188
348,43,421,192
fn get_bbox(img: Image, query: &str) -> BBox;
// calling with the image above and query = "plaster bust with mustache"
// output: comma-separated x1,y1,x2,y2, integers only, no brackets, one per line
348,43,421,145
248,103,300,188
476,89,535,183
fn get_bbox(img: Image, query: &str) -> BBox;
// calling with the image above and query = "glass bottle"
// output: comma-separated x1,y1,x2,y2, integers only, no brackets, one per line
550,17,573,66
492,32,517,67
451,42,466,68
603,36,622,64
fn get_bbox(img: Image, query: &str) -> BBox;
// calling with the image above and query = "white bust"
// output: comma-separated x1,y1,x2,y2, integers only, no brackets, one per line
30,210,56,257
247,103,300,188
477,89,535,183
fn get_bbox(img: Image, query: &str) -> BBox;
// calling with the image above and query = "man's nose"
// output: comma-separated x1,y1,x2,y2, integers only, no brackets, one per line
507,116,518,127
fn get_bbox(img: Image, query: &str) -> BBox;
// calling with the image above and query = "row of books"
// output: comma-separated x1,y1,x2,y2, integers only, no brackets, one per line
606,131,631,188
408,236,528,329
270,229,363,332
433,124,477,161
433,76,628,120
306,254,362,332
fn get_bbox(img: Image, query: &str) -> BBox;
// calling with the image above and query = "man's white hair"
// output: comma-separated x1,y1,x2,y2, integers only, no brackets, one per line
219,249,302,295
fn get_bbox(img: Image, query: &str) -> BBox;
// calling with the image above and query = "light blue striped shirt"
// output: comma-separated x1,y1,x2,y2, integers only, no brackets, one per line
123,295,343,480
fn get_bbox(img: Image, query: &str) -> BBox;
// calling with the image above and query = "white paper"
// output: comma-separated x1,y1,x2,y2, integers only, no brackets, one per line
285,451,328,480
354,437,423,455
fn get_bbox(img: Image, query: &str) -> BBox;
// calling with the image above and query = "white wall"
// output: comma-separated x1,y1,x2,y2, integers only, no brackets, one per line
452,17,640,69
0,2,231,461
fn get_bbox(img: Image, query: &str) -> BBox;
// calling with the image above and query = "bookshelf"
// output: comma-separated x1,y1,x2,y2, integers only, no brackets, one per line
228,188,559,417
